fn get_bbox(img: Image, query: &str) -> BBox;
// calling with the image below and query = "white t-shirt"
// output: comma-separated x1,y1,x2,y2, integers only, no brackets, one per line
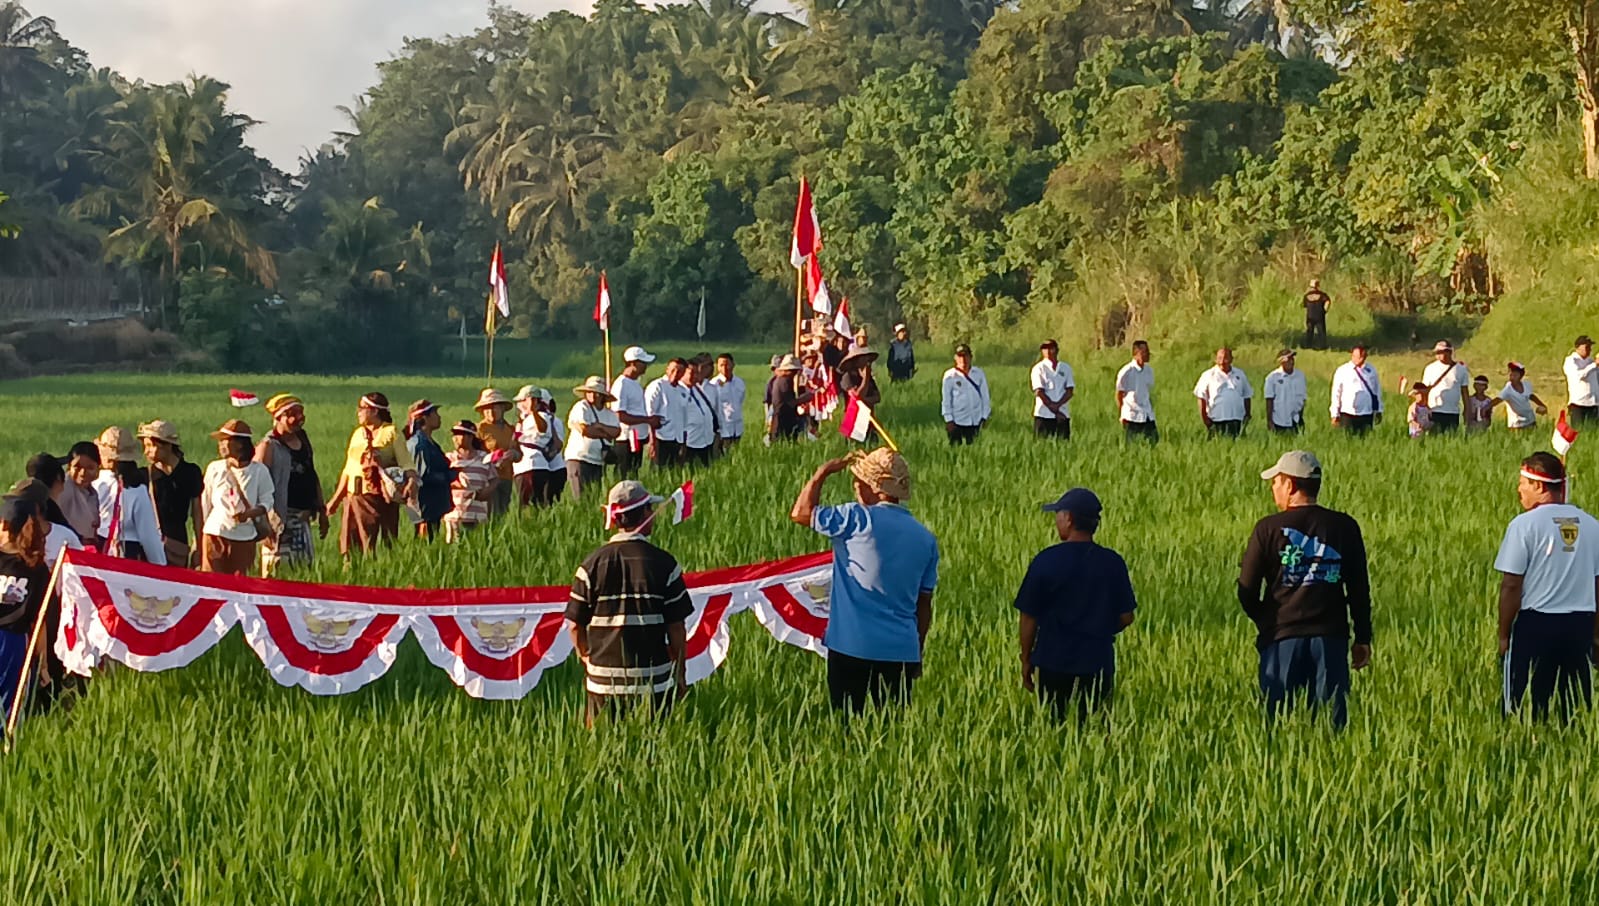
610,374,649,446
1565,353,1599,407
680,382,718,450
710,374,746,438
513,413,541,475
201,461,275,542
1498,381,1538,429
1115,361,1155,423
1495,503,1599,614
92,471,117,538
1030,359,1075,420
565,399,619,467
45,522,83,566
1263,368,1308,428
1422,360,1470,414
1193,366,1253,423
645,377,685,443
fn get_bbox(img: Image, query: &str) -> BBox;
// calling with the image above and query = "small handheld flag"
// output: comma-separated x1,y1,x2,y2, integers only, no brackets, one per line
1554,408,1578,457
669,481,694,525
833,296,852,338
229,389,259,408
839,396,872,442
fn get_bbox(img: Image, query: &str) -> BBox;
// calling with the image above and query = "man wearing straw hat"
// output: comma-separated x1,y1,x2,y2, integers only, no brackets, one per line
566,479,692,726
767,354,813,443
838,345,882,410
790,448,939,713
474,388,521,517
564,376,622,500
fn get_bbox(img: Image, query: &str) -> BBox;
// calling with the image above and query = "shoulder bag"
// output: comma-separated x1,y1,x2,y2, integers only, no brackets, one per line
224,464,283,542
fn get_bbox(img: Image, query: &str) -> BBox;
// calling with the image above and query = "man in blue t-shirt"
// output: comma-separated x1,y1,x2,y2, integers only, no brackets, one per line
790,448,939,714
1014,488,1136,723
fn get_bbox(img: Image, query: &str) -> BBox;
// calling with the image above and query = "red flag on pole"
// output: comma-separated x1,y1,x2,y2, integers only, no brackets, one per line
791,178,822,269
595,272,611,331
839,396,872,442
488,243,510,318
670,481,695,524
1554,408,1578,456
833,296,852,338
806,255,832,315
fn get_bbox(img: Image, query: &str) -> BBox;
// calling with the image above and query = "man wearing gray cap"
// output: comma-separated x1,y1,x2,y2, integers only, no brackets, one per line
1422,340,1470,433
1015,487,1136,723
1238,450,1372,728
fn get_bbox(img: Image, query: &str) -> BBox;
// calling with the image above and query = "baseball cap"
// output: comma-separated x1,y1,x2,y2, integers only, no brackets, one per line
1507,360,1525,373
1040,338,1058,350
954,343,972,357
893,323,906,333
1042,487,1101,517
1277,348,1296,361
623,345,656,364
1433,340,1453,353
1260,450,1322,481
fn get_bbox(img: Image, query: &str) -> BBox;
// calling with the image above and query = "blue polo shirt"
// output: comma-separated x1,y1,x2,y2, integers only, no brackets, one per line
1013,541,1136,675
812,502,939,662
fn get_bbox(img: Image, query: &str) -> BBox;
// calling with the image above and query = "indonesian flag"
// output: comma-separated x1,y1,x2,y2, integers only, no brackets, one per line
806,255,832,315
791,177,821,269
229,389,259,408
814,366,839,420
839,395,872,442
669,481,695,525
1554,408,1578,456
488,242,510,318
595,271,611,331
833,296,851,338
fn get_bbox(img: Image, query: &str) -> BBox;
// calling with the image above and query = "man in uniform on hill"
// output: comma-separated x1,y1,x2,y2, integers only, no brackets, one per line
1302,279,1330,349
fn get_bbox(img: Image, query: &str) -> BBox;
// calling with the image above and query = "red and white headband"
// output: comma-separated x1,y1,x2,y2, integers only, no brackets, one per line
359,395,389,411
1521,467,1565,485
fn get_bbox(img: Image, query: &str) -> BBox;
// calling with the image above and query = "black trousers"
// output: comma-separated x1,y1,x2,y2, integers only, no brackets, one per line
614,444,642,478
1337,413,1375,435
586,690,676,724
653,439,682,467
1034,416,1071,439
827,650,916,714
1122,420,1159,444
1268,420,1303,435
534,469,565,505
947,423,981,445
1304,317,1327,349
1430,412,1461,434
1208,420,1244,438
1037,669,1113,724
1504,610,1594,722
683,445,713,468
1572,404,1599,425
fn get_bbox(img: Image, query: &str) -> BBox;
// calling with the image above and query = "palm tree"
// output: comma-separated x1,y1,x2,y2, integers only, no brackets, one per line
0,2,60,159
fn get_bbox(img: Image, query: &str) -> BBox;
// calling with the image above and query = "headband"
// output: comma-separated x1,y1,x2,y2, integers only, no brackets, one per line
359,395,389,411
1521,468,1566,485
602,495,654,530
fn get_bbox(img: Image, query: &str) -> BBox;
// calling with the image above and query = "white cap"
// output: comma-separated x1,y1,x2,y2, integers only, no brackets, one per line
623,345,655,364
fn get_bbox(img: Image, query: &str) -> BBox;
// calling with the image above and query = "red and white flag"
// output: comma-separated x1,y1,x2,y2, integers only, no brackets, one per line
791,177,822,269
595,271,611,331
806,254,832,315
488,242,510,318
833,296,852,338
669,480,695,525
229,389,259,408
1554,408,1579,456
813,366,839,421
839,395,872,442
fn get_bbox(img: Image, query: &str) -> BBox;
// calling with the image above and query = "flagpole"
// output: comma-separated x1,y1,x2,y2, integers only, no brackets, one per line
4,546,67,754
485,292,496,385
794,266,803,355
604,327,613,387
867,411,900,453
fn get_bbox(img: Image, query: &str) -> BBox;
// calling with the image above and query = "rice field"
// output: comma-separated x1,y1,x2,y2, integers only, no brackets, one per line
1,346,1595,903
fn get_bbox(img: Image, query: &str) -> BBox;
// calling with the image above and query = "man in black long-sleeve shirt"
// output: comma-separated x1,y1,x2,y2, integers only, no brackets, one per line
1238,450,1372,728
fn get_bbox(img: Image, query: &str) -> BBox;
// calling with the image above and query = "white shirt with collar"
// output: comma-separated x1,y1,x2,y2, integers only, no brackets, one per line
941,366,992,427
1192,366,1252,423
609,374,649,447
710,374,745,438
1566,352,1599,407
680,382,718,450
1330,361,1383,417
1115,360,1155,423
565,399,619,467
644,377,686,443
1030,359,1075,420
1263,367,1307,428
1422,360,1471,414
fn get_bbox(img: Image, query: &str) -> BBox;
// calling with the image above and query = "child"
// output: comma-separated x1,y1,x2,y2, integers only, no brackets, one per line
1407,381,1432,439
444,420,496,543
1465,375,1494,434
1494,361,1548,432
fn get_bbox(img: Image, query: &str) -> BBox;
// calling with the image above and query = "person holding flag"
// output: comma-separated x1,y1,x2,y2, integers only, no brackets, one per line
610,347,658,478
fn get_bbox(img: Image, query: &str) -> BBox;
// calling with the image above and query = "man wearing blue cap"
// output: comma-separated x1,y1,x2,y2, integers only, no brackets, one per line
1014,487,1136,723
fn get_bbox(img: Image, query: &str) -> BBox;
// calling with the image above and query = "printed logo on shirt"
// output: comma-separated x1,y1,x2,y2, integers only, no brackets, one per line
1277,528,1342,586
1556,517,1580,551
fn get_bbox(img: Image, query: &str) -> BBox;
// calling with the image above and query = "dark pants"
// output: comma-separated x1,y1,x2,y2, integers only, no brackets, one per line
947,423,981,445
1304,317,1327,349
1337,413,1374,435
683,445,713,468
1572,404,1599,425
0,628,27,720
535,469,566,505
1269,420,1303,435
1504,610,1594,721
614,444,642,478
1259,636,1350,728
827,650,916,714
1037,668,1113,724
654,439,682,466
566,460,604,499
888,363,913,383
585,690,675,725
1208,420,1244,438
1034,416,1071,439
1122,420,1159,444
1430,412,1460,434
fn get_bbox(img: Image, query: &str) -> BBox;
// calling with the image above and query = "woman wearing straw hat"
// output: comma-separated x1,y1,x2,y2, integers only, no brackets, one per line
838,346,882,406
139,420,203,567
328,392,417,557
93,426,165,564
474,388,522,518
511,385,546,508
564,376,621,500
254,394,325,575
199,419,275,576
524,388,568,505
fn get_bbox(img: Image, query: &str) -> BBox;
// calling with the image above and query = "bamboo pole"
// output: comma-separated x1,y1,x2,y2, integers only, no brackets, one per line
794,264,804,356
603,327,613,387
4,546,67,754
867,411,900,453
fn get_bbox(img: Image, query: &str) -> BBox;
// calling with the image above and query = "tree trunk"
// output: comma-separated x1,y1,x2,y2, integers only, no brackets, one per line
1572,4,1599,178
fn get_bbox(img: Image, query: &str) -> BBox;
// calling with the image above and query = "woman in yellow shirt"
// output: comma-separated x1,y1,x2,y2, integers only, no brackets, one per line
327,392,417,556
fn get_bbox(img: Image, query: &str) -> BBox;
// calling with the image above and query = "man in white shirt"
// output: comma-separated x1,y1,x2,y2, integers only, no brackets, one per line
710,353,746,448
1262,348,1307,434
1115,340,1157,443
679,361,719,467
941,343,992,445
610,346,658,478
1193,347,1252,438
645,358,688,467
1030,339,1075,440
1329,344,1383,434
1495,452,1599,720
566,377,621,500
1564,334,1599,424
1421,339,1470,433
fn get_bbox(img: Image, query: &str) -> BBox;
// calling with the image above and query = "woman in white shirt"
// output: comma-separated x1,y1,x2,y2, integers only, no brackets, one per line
1495,361,1549,431
511,385,544,508
533,389,567,505
98,458,166,565
199,419,275,576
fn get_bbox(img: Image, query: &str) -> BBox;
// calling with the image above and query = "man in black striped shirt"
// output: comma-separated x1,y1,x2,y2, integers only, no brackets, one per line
566,480,692,725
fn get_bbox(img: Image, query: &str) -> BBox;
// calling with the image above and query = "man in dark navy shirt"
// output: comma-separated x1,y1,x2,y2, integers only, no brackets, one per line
1014,488,1136,723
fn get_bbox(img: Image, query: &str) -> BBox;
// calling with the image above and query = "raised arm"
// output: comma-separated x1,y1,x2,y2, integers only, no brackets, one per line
790,457,850,526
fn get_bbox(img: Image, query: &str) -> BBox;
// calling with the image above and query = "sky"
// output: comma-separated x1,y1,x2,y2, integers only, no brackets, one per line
38,0,592,170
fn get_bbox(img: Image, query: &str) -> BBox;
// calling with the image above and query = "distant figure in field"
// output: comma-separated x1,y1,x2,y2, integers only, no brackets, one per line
837,346,882,410
1302,279,1330,349
1030,339,1075,440
1329,344,1382,434
1406,382,1431,439
1238,451,1372,729
1115,340,1157,443
1193,347,1252,438
790,448,938,714
887,323,916,383
1014,487,1135,724
329,393,417,557
1422,340,1470,433
1465,376,1494,434
1263,349,1306,434
710,353,746,449
1493,361,1548,432
941,343,992,445
254,395,325,573
566,480,692,727
200,419,274,576
1563,334,1598,424
1494,453,1599,721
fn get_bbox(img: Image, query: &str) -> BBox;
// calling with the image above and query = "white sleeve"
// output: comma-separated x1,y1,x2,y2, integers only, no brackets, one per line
1493,519,1529,576
130,491,166,566
1264,374,1277,400
1193,374,1208,400
1029,364,1044,393
1064,364,1075,389
940,374,955,422
981,371,992,419
1241,372,1253,400
1115,365,1132,393
1329,368,1343,418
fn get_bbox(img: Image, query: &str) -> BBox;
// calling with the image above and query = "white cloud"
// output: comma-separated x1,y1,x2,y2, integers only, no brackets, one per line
35,0,590,169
